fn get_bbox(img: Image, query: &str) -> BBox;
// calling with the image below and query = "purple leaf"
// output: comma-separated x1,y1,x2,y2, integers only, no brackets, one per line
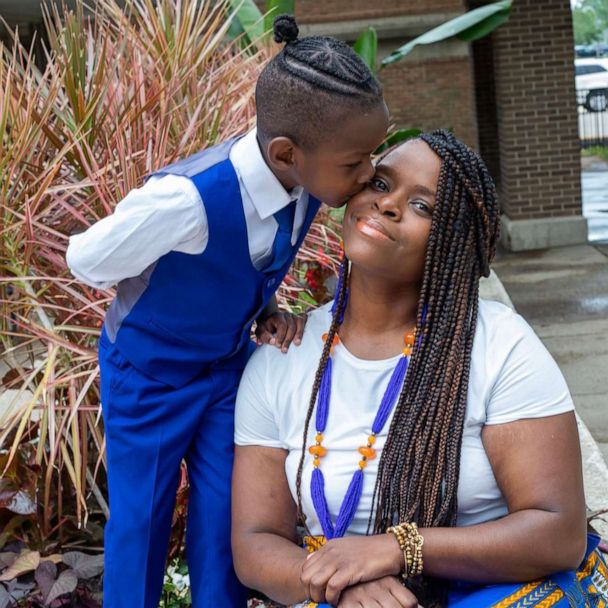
62,553,103,580
0,584,10,608
36,560,57,601
45,569,78,606
0,553,18,570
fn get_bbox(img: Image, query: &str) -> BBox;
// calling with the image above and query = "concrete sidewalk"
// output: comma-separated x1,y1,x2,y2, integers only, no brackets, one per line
486,244,608,538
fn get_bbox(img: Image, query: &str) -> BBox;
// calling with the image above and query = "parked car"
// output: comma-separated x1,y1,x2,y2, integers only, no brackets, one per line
575,44,608,58
575,58,608,111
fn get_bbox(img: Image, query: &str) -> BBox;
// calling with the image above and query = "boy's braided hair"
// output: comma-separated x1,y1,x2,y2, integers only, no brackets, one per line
295,130,500,607
256,15,384,148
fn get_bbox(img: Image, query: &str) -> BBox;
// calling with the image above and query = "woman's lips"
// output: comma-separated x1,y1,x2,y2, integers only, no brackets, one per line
355,217,393,241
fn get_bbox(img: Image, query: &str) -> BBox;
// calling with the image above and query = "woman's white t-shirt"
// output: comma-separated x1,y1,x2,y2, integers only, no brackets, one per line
235,299,574,534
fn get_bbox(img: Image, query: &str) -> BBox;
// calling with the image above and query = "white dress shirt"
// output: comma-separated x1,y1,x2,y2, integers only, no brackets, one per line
66,129,310,289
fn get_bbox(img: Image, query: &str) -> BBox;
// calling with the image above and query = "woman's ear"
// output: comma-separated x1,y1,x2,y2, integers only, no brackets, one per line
266,136,298,172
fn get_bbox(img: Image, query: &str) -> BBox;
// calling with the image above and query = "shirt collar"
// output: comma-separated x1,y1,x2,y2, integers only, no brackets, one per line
231,128,304,219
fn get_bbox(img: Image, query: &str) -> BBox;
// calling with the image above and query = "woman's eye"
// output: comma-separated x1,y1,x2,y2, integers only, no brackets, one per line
370,177,388,191
411,200,432,214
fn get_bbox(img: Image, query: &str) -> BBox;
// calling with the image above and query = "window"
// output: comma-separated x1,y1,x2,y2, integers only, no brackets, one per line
576,65,608,75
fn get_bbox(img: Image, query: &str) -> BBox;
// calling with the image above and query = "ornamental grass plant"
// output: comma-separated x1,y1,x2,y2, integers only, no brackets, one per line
0,0,341,578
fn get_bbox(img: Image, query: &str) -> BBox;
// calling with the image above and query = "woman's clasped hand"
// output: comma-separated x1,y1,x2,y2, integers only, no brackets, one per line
300,535,405,605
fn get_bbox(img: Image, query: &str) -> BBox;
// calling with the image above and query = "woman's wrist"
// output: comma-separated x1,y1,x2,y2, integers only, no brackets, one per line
386,522,425,579
376,532,406,576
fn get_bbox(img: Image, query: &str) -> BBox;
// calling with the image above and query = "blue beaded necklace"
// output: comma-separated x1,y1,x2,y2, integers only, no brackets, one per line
308,265,419,540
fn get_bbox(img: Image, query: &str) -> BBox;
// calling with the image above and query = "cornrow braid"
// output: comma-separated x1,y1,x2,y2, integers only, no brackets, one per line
256,15,384,149
272,14,381,97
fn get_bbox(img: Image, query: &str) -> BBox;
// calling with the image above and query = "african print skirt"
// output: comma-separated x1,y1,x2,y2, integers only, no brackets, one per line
294,533,608,607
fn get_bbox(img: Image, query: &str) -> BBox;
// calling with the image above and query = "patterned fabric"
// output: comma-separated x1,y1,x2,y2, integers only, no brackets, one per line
293,534,608,608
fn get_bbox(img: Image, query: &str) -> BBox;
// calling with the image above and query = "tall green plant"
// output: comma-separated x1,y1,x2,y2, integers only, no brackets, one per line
0,0,269,550
0,0,342,558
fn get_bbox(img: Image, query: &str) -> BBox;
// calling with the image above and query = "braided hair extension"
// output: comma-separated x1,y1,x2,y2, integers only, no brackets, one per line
256,15,384,148
295,129,500,606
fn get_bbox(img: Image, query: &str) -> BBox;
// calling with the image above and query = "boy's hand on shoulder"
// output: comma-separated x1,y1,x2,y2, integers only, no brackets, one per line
255,310,307,353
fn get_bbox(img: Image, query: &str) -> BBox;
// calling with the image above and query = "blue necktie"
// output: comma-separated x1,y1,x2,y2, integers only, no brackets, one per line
265,200,297,274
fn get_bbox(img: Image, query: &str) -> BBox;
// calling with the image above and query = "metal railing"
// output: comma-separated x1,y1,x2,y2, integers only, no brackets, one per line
578,88,608,147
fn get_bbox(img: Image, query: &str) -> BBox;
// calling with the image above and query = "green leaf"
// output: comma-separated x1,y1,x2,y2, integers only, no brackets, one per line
299,292,318,306
226,0,265,46
381,0,512,67
375,128,423,154
353,27,378,73
455,7,511,41
264,0,296,36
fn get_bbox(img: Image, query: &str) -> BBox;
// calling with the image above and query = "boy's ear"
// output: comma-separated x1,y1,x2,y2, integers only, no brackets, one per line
266,137,298,172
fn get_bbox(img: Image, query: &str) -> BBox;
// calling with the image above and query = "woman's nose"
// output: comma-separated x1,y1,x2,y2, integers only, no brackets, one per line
374,195,401,220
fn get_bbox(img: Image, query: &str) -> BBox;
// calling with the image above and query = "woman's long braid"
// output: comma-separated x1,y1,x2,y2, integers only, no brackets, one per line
295,255,351,534
368,130,500,607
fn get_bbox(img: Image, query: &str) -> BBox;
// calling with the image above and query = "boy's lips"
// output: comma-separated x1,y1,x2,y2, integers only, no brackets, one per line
355,216,394,241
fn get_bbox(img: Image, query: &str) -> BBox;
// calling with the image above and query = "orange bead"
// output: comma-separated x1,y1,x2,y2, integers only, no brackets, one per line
404,332,415,347
403,346,412,357
309,445,328,457
358,446,377,459
313,457,321,468
322,332,340,348
368,434,376,445
315,432,324,443
359,460,367,469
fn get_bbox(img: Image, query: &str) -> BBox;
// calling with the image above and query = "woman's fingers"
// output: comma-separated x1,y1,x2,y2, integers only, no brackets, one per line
325,569,357,605
301,562,336,604
337,579,402,608
386,577,420,608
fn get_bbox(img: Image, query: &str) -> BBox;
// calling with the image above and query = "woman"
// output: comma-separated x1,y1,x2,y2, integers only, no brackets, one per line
231,130,606,607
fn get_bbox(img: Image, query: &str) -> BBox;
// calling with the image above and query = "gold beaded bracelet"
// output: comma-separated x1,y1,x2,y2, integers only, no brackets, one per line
386,522,425,579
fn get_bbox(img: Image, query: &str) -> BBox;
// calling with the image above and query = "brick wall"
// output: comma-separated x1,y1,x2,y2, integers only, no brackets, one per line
296,0,464,24
490,0,582,220
472,35,500,186
293,0,477,148
381,55,478,148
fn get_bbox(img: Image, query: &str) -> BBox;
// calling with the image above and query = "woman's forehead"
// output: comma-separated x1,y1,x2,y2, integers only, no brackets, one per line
376,139,441,181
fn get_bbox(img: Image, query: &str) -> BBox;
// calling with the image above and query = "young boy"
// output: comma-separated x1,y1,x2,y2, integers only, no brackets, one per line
66,15,388,608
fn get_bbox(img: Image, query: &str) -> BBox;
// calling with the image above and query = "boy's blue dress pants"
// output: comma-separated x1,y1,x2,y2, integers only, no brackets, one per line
99,330,247,607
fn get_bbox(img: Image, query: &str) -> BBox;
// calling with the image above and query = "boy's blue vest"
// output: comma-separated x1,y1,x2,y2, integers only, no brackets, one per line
103,139,320,388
